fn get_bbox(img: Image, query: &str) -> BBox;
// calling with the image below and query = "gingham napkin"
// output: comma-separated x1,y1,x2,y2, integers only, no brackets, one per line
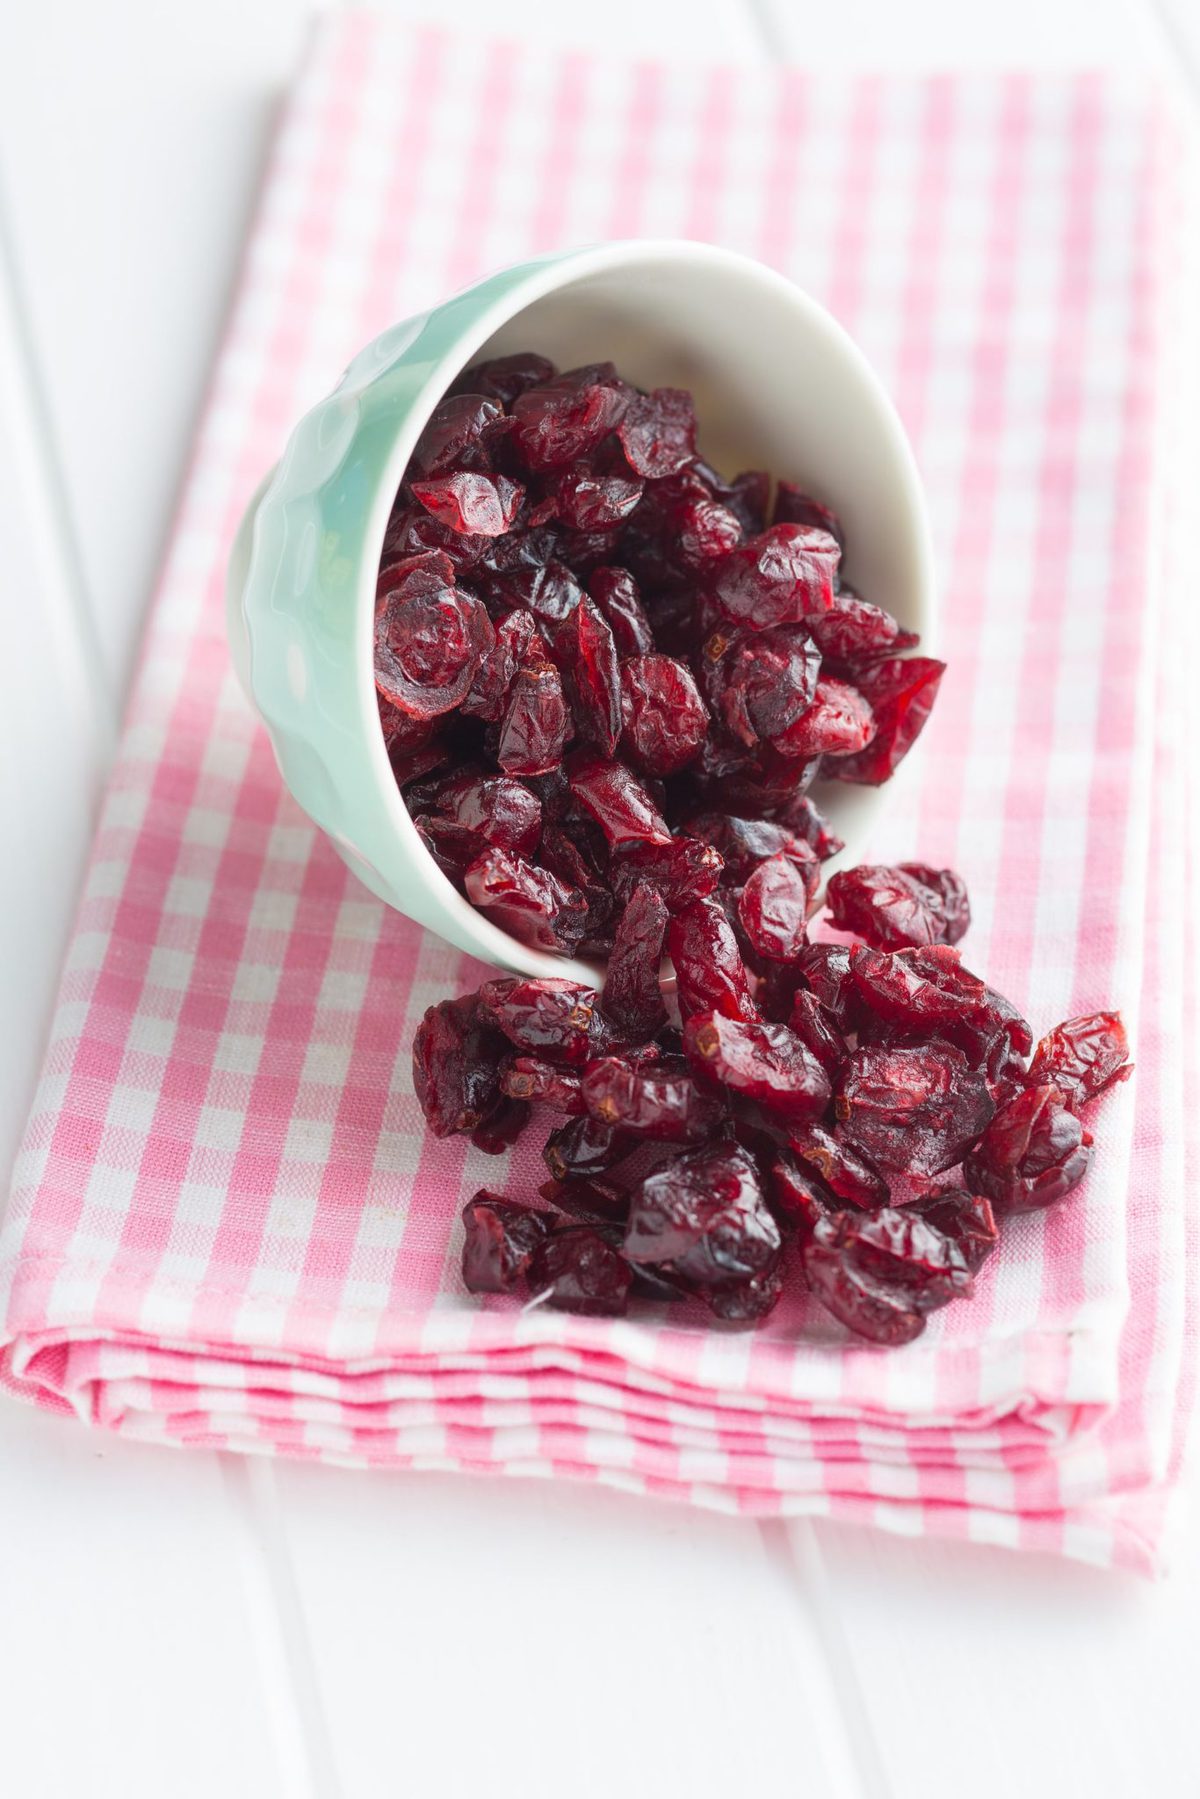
2,14,1195,1572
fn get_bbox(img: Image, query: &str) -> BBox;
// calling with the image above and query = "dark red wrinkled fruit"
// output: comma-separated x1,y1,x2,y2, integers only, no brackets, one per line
772,483,845,549
462,608,537,722
461,1193,553,1292
850,943,989,1033
828,655,945,785
802,1217,927,1346
374,553,493,718
567,752,672,849
582,1055,727,1142
470,1096,533,1154
704,1266,785,1324
527,1226,632,1316
624,1140,781,1287
787,990,850,1080
667,897,758,1024
616,387,696,478
464,849,587,956
511,379,628,471
768,1151,842,1234
612,837,724,906
738,851,816,963
537,466,644,531
587,566,654,656
826,863,970,950
963,1082,1094,1213
703,624,821,750
670,497,744,572
777,793,845,861
619,655,709,777
539,1175,631,1225
836,1207,973,1312
1027,1011,1132,1112
410,392,504,476
412,995,502,1137
910,1188,999,1274
787,1120,889,1208
684,1011,831,1123
436,771,542,858
478,976,597,1063
713,523,840,629
775,677,875,759
835,1043,994,1176
551,597,622,756
543,1114,630,1182
797,943,864,1032
500,1056,586,1113
602,881,669,1042
496,636,569,776
806,592,918,672
410,471,524,536
685,814,811,887
452,353,557,406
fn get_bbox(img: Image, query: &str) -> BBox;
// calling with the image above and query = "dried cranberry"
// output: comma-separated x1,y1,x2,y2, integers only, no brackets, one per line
802,1218,927,1346
712,524,839,629
807,593,918,672
470,1096,533,1154
527,1226,632,1316
787,1120,889,1208
1027,1011,1132,1111
787,990,850,1080
478,976,597,1063
511,379,628,471
850,944,990,1033
667,897,757,1023
374,554,492,718
738,851,817,963
412,995,503,1137
619,656,709,777
496,637,569,776
500,1056,586,1113
582,1055,727,1142
771,483,845,549
462,609,536,722
703,624,821,749
685,814,812,886
683,1012,831,1123
488,557,583,624
436,771,541,858
464,849,587,956
963,1082,1093,1212
776,793,845,861
414,815,479,881
567,752,672,849
452,353,557,406
703,1266,785,1324
835,1043,994,1176
827,655,944,785
616,387,696,478
410,471,524,537
537,466,644,530
797,943,864,1032
587,565,654,656
602,881,668,1041
826,863,970,950
624,1140,781,1287
543,1114,630,1182
410,392,504,476
611,837,724,906
461,1193,553,1293
539,1175,630,1225
768,1151,842,1234
547,596,622,757
775,678,875,759
910,1187,999,1274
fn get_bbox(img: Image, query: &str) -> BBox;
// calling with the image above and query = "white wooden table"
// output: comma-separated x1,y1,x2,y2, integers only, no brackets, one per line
2,3,1198,1794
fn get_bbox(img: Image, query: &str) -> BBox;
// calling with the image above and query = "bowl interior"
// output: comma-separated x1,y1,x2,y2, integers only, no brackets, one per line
369,243,935,978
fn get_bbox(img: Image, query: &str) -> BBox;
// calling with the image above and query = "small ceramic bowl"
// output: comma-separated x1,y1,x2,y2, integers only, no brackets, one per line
226,239,935,983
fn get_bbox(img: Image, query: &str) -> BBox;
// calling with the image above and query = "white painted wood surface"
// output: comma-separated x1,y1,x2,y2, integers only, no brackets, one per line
1,2,1197,1795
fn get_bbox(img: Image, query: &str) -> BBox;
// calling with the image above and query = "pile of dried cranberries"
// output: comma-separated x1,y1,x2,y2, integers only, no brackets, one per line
413,855,1131,1341
375,350,944,959
396,353,1131,1344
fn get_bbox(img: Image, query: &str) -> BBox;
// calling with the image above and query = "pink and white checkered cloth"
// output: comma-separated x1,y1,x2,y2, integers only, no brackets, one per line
2,14,1196,1572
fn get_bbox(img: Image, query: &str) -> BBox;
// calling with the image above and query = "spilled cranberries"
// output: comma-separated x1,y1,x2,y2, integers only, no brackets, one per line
412,852,1130,1340
376,352,943,958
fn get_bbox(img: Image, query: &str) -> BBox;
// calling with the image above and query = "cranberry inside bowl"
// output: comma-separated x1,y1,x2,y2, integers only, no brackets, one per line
227,240,936,985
